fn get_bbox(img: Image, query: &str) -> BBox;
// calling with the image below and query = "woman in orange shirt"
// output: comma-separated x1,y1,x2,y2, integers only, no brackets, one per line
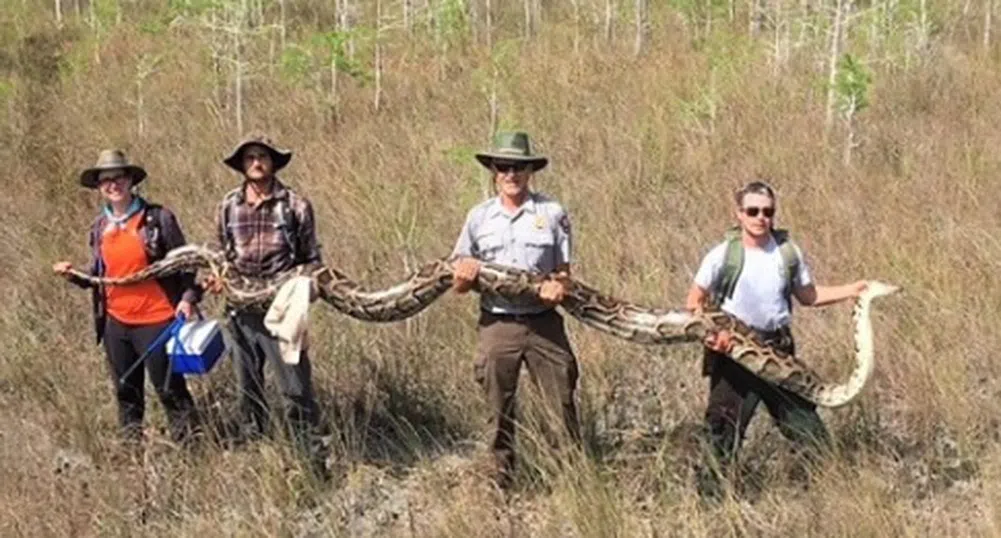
53,150,203,446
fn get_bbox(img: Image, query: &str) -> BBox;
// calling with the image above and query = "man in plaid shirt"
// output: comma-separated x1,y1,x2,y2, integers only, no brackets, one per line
204,133,330,481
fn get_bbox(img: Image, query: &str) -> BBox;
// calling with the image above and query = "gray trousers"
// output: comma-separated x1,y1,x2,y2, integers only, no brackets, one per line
228,310,323,442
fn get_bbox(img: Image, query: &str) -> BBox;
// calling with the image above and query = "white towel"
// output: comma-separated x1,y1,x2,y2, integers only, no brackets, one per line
263,276,313,365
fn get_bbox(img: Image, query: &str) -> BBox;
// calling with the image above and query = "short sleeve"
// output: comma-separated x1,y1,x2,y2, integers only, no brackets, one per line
452,208,478,258
693,242,727,290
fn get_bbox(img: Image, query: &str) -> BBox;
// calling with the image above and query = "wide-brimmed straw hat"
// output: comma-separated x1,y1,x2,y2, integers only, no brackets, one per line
475,131,549,172
222,133,293,173
79,149,148,189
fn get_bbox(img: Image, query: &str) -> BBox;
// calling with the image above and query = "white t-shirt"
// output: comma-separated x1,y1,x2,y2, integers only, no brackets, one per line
693,236,813,331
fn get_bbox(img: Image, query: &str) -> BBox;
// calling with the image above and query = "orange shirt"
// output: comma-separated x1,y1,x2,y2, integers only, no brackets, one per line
100,212,175,325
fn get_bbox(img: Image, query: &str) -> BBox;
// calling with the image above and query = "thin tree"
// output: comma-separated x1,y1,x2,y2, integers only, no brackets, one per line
605,0,614,42
134,54,162,137
572,0,581,57
985,0,994,52
824,0,848,137
634,0,648,56
524,0,533,38
374,0,383,112
485,0,492,49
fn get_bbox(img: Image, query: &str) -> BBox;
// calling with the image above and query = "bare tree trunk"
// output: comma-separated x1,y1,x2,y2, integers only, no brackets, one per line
374,0,383,112
824,0,846,136
433,0,445,80
919,0,929,50
210,10,223,109
605,0,614,42
487,72,498,199
633,0,647,56
469,0,478,44
135,56,158,138
771,0,789,75
343,0,356,60
572,0,581,56
426,0,434,34
489,74,498,142
524,0,532,38
331,0,343,122
486,0,493,49
704,0,713,39
89,0,101,65
278,0,287,49
843,95,857,166
54,0,62,26
403,0,412,33
985,0,994,52
234,0,247,135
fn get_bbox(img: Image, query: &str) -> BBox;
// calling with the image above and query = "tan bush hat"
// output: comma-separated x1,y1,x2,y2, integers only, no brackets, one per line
79,149,148,189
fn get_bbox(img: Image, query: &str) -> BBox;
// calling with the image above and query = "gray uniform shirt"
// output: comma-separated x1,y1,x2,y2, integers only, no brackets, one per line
452,192,572,314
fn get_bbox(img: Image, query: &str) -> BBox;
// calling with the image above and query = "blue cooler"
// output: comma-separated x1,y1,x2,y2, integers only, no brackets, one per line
166,317,227,375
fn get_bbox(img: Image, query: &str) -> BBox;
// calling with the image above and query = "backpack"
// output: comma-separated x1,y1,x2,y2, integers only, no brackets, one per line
709,226,800,310
221,195,300,263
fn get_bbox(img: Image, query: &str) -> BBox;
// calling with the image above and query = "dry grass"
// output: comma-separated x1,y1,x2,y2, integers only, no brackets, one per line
2,1,1000,536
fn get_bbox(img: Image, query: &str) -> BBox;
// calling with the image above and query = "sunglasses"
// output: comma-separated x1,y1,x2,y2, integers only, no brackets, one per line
743,206,775,218
98,174,129,184
493,162,530,174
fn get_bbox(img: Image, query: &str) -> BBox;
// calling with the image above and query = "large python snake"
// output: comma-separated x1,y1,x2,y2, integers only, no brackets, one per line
63,245,900,408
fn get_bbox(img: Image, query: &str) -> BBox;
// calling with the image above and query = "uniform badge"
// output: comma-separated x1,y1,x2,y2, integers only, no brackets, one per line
534,215,546,229
558,214,571,233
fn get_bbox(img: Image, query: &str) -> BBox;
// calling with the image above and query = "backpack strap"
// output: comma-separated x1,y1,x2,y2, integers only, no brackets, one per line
274,197,300,261
712,226,744,307
772,229,800,310
221,193,238,261
142,203,165,261
89,214,106,276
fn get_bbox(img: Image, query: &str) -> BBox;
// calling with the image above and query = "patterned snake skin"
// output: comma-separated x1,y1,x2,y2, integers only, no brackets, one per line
64,245,900,407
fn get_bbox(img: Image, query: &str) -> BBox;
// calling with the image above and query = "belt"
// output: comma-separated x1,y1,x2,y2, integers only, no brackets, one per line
480,309,556,323
752,325,793,346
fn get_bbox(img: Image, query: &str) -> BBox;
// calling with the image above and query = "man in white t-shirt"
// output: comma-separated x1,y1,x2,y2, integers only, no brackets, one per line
685,180,867,498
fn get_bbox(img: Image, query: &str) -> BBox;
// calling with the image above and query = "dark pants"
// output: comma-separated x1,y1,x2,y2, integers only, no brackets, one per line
102,316,199,443
228,310,328,464
698,328,830,495
473,309,581,488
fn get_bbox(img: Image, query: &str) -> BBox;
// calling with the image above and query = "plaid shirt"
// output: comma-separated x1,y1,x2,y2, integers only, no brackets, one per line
215,180,322,279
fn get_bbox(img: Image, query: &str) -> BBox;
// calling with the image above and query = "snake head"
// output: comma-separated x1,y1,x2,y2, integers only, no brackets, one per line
864,280,903,299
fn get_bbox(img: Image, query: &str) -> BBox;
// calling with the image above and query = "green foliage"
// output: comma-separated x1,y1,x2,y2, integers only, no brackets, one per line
279,45,313,84
444,144,487,205
311,30,371,81
166,0,224,19
279,29,376,89
471,38,521,104
835,53,872,115
57,37,92,80
435,0,470,46
138,17,168,35
91,0,121,29
443,145,477,167
0,78,13,102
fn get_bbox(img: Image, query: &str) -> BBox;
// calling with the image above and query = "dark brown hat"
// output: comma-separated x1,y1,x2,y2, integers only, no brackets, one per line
222,133,293,173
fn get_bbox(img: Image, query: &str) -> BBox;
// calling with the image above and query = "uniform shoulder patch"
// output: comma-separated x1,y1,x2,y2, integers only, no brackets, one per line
558,213,571,233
